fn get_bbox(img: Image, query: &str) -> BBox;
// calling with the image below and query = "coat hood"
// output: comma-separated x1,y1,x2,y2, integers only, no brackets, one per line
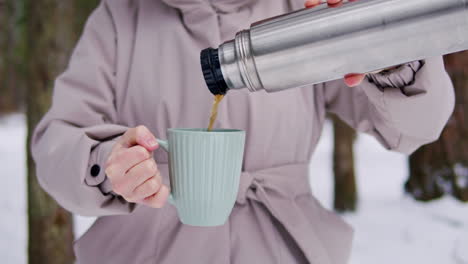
161,0,258,45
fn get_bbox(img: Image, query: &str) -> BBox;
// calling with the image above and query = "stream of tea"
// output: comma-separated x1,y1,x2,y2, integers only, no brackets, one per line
207,94,225,131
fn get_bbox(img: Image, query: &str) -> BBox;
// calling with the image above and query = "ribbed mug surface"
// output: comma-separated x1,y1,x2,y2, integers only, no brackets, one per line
164,128,245,226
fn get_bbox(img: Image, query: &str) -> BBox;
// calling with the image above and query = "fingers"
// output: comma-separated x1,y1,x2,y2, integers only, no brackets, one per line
344,73,366,87
129,175,162,202
112,159,159,196
305,0,321,8
304,0,340,8
327,0,342,7
305,0,359,9
141,185,171,208
103,125,169,208
119,125,159,151
105,145,152,183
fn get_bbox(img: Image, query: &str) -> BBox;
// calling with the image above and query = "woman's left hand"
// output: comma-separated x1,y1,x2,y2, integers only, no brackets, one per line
304,0,366,87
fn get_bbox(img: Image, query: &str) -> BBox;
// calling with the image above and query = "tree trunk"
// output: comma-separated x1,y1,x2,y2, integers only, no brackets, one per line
24,0,99,263
0,0,12,112
332,115,358,212
406,51,468,202
0,0,22,113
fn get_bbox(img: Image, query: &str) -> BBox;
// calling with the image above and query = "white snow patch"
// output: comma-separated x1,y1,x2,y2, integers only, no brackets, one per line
454,163,468,187
0,114,27,264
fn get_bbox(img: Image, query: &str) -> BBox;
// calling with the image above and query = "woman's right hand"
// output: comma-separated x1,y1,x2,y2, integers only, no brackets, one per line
105,126,170,208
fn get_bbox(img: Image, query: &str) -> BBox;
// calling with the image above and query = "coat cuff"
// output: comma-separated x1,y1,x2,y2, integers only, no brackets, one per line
85,138,118,194
367,60,425,89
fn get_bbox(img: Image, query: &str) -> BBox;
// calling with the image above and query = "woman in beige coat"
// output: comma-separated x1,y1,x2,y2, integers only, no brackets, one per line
32,0,455,263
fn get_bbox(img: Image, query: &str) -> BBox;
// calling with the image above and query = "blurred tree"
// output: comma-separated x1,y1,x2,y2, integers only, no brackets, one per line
406,51,468,202
0,0,23,113
22,0,99,263
332,115,358,212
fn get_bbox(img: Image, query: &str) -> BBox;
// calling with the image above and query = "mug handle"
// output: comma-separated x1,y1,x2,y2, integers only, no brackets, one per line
156,139,175,205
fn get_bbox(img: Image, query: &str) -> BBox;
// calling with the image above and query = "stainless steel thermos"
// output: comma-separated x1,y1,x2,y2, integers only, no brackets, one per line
200,0,468,95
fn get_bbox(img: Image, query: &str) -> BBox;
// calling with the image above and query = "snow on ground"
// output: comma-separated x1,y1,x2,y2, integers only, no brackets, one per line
1,113,467,264
310,123,468,264
0,114,27,264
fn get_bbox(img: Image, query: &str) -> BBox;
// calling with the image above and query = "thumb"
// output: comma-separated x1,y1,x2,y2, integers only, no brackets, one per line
120,125,159,151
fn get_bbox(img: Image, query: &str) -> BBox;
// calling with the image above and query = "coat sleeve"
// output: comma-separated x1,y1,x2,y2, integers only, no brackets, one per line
323,57,455,154
31,0,135,216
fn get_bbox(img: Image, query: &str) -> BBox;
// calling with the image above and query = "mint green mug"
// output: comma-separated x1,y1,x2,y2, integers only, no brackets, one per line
156,128,246,227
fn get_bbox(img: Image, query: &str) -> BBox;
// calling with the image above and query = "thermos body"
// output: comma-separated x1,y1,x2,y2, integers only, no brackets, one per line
200,0,468,94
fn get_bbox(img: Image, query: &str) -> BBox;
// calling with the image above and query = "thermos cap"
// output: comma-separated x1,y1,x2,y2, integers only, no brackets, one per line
200,48,229,95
